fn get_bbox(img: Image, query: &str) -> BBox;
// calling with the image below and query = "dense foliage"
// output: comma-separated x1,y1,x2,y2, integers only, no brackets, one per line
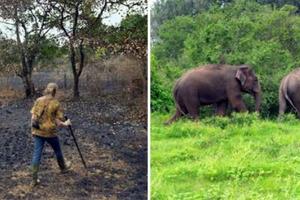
151,0,300,117
151,0,300,40
151,113,300,199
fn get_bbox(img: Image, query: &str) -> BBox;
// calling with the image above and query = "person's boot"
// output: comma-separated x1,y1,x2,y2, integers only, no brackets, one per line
31,164,40,187
57,158,71,173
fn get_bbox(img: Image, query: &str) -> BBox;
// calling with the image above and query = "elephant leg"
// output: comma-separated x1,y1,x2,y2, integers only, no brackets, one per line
295,104,300,118
278,91,286,117
290,94,300,118
186,108,199,121
215,101,228,116
228,94,247,112
184,98,199,121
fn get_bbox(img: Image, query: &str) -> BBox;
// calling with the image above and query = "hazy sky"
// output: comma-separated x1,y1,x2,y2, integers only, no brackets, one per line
0,6,127,39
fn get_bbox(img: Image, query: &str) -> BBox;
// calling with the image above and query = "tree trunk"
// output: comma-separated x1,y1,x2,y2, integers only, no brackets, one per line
22,74,35,98
69,40,85,98
15,8,35,98
70,43,80,97
73,74,80,97
20,62,35,98
64,73,67,89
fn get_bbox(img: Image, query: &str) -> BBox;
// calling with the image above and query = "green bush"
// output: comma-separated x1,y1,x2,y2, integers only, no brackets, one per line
153,16,196,63
150,55,173,112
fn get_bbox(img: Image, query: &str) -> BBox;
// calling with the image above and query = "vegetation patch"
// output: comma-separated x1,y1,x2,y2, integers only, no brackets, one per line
151,113,300,199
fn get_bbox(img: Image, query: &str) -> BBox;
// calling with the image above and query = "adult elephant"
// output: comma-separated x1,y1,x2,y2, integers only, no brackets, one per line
279,68,300,117
165,64,262,125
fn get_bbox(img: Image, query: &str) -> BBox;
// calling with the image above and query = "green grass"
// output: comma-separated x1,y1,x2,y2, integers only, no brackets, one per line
151,113,300,200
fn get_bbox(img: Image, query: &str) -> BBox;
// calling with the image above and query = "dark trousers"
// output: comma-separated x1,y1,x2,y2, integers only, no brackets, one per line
31,135,64,166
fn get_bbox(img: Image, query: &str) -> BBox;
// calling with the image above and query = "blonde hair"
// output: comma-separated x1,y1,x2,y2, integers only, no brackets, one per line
44,83,58,97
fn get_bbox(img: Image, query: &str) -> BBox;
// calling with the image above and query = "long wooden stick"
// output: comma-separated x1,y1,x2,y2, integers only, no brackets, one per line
65,116,87,169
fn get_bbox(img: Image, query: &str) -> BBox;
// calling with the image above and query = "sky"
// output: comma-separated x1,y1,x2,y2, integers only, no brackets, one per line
0,5,127,39
150,0,158,5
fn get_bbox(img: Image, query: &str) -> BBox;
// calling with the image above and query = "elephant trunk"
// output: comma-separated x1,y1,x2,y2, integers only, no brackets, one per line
254,91,261,112
250,80,261,112
253,82,261,112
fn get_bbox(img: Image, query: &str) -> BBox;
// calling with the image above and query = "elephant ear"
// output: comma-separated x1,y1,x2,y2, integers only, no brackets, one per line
235,67,247,86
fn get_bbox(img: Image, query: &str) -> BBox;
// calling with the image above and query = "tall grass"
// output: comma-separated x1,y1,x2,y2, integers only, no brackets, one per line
151,113,300,199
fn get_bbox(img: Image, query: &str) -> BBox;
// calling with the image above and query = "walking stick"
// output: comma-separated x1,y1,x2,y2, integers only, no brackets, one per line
65,116,87,169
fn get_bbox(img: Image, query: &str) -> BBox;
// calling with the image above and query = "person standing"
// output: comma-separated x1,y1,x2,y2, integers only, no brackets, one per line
30,83,72,187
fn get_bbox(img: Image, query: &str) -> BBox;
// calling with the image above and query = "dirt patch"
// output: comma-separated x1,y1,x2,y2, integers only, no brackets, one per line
0,94,147,200
0,88,24,106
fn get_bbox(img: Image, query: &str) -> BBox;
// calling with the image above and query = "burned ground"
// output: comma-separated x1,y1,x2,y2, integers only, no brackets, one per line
0,93,147,200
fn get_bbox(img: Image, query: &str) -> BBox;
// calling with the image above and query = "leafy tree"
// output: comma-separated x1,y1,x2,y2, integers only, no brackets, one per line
0,0,53,97
151,0,231,41
117,14,147,80
257,0,300,11
0,36,20,76
153,16,195,63
151,54,173,112
151,0,300,42
38,38,68,67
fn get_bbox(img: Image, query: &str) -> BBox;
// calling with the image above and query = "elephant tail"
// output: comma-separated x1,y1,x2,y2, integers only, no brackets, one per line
285,93,299,114
173,79,187,116
282,76,299,113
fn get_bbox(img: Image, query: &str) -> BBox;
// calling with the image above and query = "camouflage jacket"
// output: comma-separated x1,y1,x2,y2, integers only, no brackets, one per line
31,96,64,137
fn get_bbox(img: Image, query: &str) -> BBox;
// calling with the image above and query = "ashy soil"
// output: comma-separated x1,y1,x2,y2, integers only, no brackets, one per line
0,92,147,200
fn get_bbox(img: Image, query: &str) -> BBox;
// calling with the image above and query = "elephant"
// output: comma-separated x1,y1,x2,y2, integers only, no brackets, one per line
165,64,262,125
279,68,300,117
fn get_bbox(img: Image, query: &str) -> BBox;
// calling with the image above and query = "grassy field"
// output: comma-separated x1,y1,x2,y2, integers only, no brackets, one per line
151,113,300,199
